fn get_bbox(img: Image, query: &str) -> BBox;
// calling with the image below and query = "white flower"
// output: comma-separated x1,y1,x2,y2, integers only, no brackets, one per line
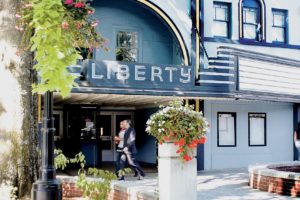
146,127,151,132
158,128,162,133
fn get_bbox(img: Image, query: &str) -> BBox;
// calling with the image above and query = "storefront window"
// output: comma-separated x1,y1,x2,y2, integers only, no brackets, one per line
116,31,138,62
249,113,266,146
217,112,236,147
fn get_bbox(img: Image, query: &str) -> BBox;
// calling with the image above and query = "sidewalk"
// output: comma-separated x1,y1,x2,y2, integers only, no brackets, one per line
1,168,294,199
112,168,297,200
197,168,295,200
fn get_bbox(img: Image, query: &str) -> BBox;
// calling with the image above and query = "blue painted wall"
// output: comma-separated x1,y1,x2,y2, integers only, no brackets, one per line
93,0,181,65
134,108,158,164
294,104,300,160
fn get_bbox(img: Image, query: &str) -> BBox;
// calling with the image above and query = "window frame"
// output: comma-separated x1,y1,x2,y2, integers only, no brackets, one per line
248,112,267,147
53,110,63,140
115,29,139,62
242,6,260,40
217,112,237,147
213,2,231,38
240,0,264,42
272,9,288,44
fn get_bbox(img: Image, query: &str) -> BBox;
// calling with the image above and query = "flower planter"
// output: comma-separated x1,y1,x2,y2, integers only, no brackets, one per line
158,142,197,200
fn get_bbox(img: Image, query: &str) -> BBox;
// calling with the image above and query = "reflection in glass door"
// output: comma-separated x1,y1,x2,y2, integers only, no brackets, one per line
96,112,133,162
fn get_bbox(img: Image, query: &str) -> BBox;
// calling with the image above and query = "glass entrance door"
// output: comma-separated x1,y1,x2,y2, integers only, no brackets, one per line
96,112,133,162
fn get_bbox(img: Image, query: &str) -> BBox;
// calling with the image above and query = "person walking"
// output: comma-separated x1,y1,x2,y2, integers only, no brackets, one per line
122,119,145,180
114,121,127,180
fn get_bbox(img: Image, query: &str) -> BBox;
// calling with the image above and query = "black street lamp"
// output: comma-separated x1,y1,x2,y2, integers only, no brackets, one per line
32,91,62,199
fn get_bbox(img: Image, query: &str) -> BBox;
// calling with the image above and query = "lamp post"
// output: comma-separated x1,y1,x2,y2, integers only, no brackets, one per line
32,91,62,199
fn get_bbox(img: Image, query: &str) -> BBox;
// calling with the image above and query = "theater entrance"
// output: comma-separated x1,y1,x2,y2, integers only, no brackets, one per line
56,103,134,167
96,112,133,162
54,94,176,169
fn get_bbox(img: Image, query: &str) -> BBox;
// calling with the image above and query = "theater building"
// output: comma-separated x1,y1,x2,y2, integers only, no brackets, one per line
53,0,300,170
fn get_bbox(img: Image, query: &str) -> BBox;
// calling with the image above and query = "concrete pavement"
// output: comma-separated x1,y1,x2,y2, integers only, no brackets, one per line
196,168,295,200
1,168,295,199
112,168,297,200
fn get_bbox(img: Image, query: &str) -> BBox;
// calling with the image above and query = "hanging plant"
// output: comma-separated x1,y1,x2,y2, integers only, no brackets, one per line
16,0,108,97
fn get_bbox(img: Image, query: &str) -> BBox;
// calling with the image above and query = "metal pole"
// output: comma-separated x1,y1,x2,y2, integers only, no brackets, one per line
32,91,62,200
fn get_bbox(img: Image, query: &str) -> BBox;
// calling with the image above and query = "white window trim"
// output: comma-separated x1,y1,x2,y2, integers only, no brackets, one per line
248,113,267,146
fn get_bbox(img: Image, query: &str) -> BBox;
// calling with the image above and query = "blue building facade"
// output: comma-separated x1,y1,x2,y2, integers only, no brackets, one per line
54,0,300,170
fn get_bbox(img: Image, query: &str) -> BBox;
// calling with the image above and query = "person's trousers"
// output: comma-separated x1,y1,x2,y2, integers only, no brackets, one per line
115,150,125,176
124,153,145,177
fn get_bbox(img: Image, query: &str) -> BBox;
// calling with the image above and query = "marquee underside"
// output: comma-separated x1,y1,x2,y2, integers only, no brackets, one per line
54,93,181,107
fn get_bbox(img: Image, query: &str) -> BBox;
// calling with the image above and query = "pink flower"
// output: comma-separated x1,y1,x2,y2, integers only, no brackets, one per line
24,4,33,8
15,26,24,31
87,10,95,14
15,14,21,18
102,40,109,46
15,50,21,56
61,21,69,30
74,2,85,8
76,23,82,29
64,0,73,5
91,21,98,27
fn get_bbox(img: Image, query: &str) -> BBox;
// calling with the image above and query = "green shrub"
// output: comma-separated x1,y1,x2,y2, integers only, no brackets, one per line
55,149,132,200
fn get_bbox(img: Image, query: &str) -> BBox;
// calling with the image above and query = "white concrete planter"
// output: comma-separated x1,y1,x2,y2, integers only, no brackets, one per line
158,142,197,200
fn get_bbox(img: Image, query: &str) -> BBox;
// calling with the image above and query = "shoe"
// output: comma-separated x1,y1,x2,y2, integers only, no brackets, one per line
137,175,145,180
118,176,125,181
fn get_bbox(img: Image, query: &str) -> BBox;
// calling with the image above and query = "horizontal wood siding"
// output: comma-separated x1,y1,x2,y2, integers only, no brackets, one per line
239,58,300,95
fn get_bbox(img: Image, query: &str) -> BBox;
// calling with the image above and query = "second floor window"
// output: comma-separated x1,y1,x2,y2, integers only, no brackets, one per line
241,0,263,41
272,10,287,43
213,2,230,38
116,31,138,62
243,7,260,40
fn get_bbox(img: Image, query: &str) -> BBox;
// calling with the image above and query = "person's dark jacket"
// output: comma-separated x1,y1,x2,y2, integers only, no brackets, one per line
123,127,137,154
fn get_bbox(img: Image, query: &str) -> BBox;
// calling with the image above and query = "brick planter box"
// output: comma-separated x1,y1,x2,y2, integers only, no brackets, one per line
57,176,83,199
248,162,300,197
57,175,157,200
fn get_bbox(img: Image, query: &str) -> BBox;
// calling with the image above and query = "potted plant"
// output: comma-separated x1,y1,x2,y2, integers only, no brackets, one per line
146,99,209,200
146,100,209,162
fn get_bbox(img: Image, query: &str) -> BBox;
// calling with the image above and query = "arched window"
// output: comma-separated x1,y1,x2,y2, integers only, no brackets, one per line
239,0,265,41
